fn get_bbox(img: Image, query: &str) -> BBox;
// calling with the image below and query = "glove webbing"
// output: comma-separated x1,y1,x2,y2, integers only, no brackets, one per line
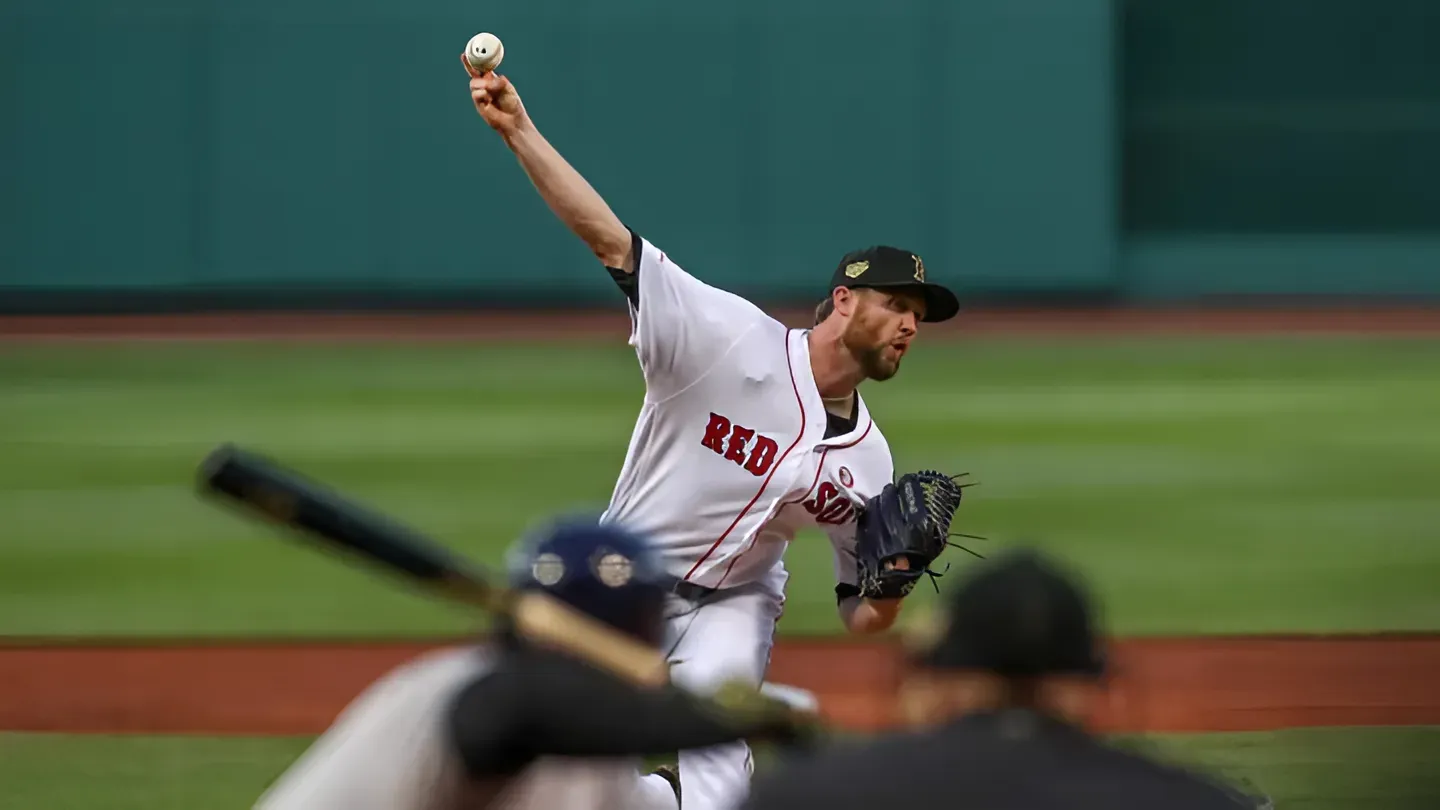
912,470,986,592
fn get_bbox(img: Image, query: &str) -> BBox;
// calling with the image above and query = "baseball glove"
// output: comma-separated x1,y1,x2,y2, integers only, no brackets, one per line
853,470,980,599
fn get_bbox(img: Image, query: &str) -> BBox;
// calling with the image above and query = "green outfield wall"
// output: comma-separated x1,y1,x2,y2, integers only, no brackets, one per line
3,0,1437,312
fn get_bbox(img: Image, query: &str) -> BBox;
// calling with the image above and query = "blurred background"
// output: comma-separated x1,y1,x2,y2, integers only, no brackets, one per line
4,0,1440,310
2,1,1439,808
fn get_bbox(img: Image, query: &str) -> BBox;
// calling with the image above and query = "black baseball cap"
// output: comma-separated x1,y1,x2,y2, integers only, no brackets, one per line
828,246,960,323
906,547,1107,678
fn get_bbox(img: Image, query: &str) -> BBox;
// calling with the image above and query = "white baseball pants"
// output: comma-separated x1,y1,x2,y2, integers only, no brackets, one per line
632,562,797,810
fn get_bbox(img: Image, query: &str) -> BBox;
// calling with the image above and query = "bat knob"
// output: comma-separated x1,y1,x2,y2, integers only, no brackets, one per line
197,443,243,488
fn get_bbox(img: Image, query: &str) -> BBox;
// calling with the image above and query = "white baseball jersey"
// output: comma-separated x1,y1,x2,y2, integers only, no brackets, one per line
253,646,648,810
602,234,895,591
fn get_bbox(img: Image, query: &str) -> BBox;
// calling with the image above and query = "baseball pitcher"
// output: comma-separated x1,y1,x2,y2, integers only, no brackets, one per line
466,53,974,810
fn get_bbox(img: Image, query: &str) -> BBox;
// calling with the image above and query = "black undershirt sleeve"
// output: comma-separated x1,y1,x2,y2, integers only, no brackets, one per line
604,228,644,307
448,648,800,778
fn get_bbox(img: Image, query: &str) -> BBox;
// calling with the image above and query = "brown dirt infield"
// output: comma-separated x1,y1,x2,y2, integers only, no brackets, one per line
3,306,1440,342
1,635,1437,736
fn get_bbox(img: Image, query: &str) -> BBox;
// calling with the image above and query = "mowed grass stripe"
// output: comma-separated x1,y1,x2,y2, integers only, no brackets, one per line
1,337,1437,636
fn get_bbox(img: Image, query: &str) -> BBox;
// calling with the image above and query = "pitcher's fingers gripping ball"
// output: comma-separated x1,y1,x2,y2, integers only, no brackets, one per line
464,32,504,73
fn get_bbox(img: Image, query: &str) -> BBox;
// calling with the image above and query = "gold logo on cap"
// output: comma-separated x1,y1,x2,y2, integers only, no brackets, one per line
912,255,926,282
844,261,869,278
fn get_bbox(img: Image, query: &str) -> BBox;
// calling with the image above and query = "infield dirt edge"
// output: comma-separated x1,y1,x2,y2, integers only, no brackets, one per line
2,309,1435,735
2,635,1438,736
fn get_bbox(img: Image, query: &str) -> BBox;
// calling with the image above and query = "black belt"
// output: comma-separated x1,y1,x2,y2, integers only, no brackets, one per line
673,580,719,601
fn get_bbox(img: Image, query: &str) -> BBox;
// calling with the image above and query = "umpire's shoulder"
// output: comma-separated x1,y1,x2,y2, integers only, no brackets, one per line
740,750,851,809
741,733,932,810
1098,738,1269,809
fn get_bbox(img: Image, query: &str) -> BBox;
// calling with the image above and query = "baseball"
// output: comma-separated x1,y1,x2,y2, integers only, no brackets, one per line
465,32,504,73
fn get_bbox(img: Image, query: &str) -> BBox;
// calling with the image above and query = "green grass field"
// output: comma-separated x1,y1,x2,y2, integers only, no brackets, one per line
3,335,1439,637
2,727,1436,810
4,334,1438,809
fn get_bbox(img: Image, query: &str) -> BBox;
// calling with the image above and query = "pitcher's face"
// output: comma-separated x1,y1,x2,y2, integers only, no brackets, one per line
842,289,924,381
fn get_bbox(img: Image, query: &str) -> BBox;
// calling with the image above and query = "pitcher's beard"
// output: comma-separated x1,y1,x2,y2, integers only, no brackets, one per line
843,329,901,381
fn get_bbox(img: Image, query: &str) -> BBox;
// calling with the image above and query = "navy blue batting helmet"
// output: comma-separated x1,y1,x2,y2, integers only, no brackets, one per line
506,515,674,646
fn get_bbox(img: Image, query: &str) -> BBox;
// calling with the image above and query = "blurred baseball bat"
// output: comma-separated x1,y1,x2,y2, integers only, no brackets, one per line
195,443,670,688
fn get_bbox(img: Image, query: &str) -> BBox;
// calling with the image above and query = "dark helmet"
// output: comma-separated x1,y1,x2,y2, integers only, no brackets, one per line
506,515,674,646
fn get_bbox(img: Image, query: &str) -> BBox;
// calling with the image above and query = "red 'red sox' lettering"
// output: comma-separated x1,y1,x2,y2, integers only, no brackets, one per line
804,481,855,526
699,413,779,477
